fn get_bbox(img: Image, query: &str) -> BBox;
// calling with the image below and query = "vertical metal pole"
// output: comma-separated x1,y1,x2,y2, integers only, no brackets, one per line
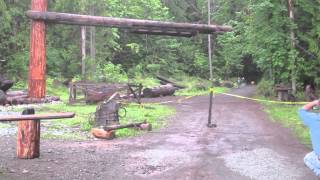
207,0,216,128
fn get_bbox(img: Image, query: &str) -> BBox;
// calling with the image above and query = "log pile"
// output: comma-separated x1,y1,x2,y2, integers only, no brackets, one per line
4,91,60,105
0,76,60,105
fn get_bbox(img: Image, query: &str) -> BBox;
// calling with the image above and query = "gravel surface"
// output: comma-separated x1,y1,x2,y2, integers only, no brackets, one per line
220,148,303,180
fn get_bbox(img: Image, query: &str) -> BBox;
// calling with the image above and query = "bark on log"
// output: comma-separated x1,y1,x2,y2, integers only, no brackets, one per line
5,95,59,105
0,90,6,105
143,84,177,98
17,108,40,159
6,91,27,97
103,121,147,131
18,0,47,159
26,11,232,35
86,88,119,104
156,75,186,89
0,112,75,122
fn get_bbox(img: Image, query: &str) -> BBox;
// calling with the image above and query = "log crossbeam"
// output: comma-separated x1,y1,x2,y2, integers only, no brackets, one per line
0,112,75,122
26,11,232,37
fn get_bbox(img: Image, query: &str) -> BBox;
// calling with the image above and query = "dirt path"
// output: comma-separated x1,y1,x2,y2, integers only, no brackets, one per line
0,86,317,180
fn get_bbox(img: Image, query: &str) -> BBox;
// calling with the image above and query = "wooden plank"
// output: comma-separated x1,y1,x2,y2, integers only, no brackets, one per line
0,112,75,122
26,11,232,34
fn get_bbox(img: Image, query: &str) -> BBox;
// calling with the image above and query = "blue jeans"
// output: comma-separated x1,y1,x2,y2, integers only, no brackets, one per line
299,109,320,155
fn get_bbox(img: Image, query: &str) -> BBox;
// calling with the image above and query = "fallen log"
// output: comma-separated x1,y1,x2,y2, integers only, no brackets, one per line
156,75,186,89
103,121,148,131
5,96,60,105
6,90,28,97
143,84,177,98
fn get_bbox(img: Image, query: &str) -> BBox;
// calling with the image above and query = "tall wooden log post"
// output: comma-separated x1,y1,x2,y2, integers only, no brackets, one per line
17,0,47,159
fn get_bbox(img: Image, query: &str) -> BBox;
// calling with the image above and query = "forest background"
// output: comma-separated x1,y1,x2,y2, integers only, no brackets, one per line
1,0,320,96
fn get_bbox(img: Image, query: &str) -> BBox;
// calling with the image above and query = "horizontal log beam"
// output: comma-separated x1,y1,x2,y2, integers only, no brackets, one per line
26,11,232,35
0,112,75,122
131,30,195,37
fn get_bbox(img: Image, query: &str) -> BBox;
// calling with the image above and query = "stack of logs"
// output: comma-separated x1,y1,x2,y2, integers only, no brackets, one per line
0,76,60,105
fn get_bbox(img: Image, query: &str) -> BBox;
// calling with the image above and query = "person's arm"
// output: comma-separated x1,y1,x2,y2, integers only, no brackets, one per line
303,99,320,111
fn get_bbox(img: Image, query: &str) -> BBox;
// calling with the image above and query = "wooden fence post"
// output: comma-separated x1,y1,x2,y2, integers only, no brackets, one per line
17,0,47,159
17,108,40,159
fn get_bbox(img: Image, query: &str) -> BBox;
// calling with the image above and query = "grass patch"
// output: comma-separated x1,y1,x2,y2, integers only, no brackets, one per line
117,104,175,137
263,102,310,146
31,102,175,139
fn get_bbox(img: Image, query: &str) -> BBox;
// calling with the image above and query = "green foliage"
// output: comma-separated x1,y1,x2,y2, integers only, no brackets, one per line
97,62,128,83
2,0,320,93
257,79,275,97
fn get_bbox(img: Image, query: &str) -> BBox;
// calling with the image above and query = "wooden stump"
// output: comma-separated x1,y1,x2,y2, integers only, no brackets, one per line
17,108,40,159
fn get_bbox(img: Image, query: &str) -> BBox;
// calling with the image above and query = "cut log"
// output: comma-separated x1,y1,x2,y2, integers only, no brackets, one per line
0,112,75,122
143,84,177,98
86,88,119,104
5,95,60,105
156,75,186,89
6,90,28,97
103,121,147,131
26,11,232,35
17,108,40,159
91,128,115,140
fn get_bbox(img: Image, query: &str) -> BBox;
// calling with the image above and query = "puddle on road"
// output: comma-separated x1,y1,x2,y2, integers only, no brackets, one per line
219,148,303,180
126,149,191,176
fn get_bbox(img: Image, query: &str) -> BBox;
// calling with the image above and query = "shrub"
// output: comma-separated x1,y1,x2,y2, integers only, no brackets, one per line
257,79,275,97
97,62,128,83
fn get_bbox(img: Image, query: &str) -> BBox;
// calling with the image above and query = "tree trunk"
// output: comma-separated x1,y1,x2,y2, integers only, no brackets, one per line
288,0,297,94
90,6,96,73
17,108,40,159
22,0,47,159
143,84,177,97
81,26,86,79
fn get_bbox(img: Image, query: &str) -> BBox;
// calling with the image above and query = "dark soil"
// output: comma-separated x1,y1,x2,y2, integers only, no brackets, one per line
0,86,317,180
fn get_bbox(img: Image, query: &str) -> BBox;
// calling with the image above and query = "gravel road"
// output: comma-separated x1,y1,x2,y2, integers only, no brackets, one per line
0,86,317,180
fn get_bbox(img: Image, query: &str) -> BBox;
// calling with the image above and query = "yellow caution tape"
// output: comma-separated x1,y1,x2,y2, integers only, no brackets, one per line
219,92,308,105
122,88,308,107
208,87,307,105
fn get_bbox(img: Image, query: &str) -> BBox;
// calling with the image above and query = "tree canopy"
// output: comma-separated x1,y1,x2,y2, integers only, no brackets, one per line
0,0,319,91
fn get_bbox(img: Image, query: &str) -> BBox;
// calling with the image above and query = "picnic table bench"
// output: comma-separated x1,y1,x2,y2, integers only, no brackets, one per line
0,108,75,159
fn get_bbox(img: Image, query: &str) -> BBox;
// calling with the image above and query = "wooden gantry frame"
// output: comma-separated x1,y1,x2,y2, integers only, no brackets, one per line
12,0,231,159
